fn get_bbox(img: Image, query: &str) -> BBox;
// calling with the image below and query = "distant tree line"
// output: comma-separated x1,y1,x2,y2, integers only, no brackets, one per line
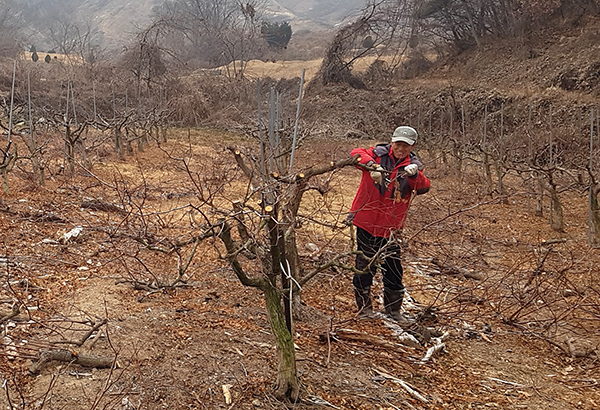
0,0,293,74
0,0,597,64
141,0,293,75
415,0,600,50
318,0,600,88
0,0,102,61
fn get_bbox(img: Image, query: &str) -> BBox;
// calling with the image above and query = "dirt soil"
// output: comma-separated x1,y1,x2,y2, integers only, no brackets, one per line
2,16,600,410
0,130,598,410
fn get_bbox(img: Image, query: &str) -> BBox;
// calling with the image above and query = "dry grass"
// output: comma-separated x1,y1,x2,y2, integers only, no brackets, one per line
222,55,407,81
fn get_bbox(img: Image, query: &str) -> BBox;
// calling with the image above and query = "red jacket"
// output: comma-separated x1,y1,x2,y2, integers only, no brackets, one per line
350,144,430,237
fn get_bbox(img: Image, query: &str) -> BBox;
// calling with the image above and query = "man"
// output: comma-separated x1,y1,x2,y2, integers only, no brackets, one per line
348,126,430,324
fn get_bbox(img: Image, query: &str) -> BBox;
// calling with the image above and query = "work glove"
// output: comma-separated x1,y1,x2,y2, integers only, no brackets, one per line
404,164,418,177
370,164,385,185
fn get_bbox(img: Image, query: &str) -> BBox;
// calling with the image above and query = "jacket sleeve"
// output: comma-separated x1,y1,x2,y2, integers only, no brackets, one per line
407,171,430,195
350,147,376,166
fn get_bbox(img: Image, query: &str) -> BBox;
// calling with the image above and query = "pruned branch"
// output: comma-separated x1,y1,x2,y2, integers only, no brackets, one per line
29,350,115,375
227,146,256,182
331,328,408,352
53,319,107,347
302,156,361,179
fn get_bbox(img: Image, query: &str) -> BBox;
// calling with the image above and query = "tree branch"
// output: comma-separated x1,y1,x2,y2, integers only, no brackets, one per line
218,220,264,288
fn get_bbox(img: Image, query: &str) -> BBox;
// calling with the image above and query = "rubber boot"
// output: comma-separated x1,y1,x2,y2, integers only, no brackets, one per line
383,288,414,327
354,286,373,318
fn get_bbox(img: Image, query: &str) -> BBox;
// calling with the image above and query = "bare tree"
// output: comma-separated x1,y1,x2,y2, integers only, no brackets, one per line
415,0,516,50
415,0,600,51
151,0,265,75
26,0,103,61
0,0,23,57
0,140,17,193
588,169,600,246
211,147,357,400
587,109,600,246
122,20,170,90
318,0,420,87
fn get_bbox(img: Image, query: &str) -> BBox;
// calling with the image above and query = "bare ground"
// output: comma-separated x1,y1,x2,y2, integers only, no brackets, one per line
2,15,600,410
0,131,598,410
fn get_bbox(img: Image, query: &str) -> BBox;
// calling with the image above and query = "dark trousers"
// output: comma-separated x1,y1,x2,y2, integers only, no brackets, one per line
353,227,404,291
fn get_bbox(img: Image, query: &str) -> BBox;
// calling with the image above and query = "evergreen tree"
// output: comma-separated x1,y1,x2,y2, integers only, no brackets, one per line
261,21,292,50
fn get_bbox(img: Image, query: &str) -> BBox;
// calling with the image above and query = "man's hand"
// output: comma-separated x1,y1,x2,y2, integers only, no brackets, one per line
344,213,355,227
404,164,418,176
370,165,385,185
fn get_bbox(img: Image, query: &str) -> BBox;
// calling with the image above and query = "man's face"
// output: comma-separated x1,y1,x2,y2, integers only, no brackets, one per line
391,141,412,160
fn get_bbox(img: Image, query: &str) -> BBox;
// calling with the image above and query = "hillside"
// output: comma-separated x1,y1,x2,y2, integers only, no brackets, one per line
271,0,366,25
295,15,600,143
86,0,160,47
33,0,366,50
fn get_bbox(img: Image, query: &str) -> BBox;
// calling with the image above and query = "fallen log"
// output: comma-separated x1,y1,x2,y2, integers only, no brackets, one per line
29,349,115,375
81,199,127,215
541,238,567,246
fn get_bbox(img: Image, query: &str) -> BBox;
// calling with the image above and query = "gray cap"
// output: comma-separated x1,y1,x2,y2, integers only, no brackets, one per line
392,126,418,145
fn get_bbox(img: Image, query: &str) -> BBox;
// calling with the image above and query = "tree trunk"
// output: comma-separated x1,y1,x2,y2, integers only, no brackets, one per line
65,126,75,176
262,281,299,401
544,174,564,232
535,174,544,217
284,230,304,319
0,150,17,193
549,188,564,232
1,168,8,194
483,151,493,193
114,127,124,160
217,219,300,401
266,209,293,332
125,130,134,155
282,183,306,320
66,141,75,175
494,160,508,204
453,141,463,181
462,0,482,48
32,155,45,186
21,136,45,186
589,185,600,247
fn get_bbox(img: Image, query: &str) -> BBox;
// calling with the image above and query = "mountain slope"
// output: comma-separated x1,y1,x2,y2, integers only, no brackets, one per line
21,0,363,52
85,0,364,48
84,0,161,48
268,0,366,26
